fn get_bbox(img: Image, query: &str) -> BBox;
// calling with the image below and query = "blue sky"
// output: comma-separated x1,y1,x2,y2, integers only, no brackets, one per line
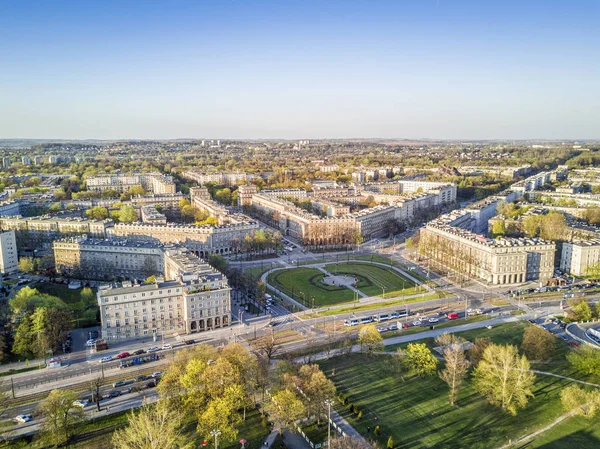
0,1,598,140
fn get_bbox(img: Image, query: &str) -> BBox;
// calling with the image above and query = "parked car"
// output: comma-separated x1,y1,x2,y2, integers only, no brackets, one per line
106,390,121,398
100,356,112,363
152,371,164,378
113,381,128,388
73,400,88,408
147,347,160,353
14,414,32,423
116,352,130,359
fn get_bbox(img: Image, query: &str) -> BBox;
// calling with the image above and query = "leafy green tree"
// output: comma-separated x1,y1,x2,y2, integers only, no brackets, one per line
586,261,600,279
12,315,34,358
30,307,73,357
358,324,384,356
491,220,506,238
113,401,191,449
207,253,229,273
400,343,438,377
473,344,535,416
214,187,232,205
520,325,556,361
560,384,600,418
568,346,600,377
37,389,85,446
568,298,593,321
118,205,138,223
18,256,36,273
80,287,95,305
468,337,492,365
265,388,305,430
85,206,109,220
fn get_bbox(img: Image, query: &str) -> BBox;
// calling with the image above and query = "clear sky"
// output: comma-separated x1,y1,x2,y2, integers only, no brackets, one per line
0,0,598,140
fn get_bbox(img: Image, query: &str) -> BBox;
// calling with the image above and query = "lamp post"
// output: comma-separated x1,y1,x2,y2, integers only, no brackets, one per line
239,438,247,449
211,429,221,449
325,399,334,448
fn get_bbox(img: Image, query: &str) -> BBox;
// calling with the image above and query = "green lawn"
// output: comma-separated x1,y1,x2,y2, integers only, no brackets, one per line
267,268,355,306
325,262,419,297
318,323,600,449
244,263,284,281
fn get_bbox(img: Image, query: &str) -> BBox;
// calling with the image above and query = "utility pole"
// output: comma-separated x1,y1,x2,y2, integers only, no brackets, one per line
325,399,334,448
211,429,221,449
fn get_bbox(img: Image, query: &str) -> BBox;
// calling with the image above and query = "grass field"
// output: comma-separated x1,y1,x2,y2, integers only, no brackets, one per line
267,268,354,306
1,407,271,449
318,322,600,449
325,262,419,297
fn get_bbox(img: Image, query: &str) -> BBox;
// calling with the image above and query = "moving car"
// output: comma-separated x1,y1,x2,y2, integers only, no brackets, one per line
162,343,172,350
116,352,130,359
135,375,150,382
100,356,112,363
412,320,422,326
152,371,164,378
106,390,121,398
147,347,160,353
14,414,32,423
428,317,439,323
447,313,459,320
184,339,195,345
133,349,146,355
73,400,88,408
113,381,128,388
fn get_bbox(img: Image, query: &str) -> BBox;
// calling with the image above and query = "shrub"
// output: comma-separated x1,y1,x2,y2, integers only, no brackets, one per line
374,425,381,436
387,436,394,449
357,410,363,419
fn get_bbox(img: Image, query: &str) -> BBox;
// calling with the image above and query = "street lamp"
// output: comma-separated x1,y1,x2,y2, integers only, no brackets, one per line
239,438,247,449
211,429,221,449
325,399,334,448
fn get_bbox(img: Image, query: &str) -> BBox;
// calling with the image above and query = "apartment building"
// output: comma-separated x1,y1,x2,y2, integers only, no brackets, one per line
260,188,310,201
238,184,258,207
560,240,600,276
140,206,167,224
190,187,230,224
86,173,176,194
421,212,555,285
130,193,186,212
0,230,18,274
0,201,21,217
181,171,247,186
311,198,351,217
350,206,397,240
0,215,113,253
97,269,231,340
112,220,260,257
53,237,165,280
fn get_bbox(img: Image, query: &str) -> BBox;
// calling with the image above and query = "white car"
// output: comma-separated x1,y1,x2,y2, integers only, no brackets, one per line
73,400,88,408
428,317,439,323
412,320,422,326
14,414,32,423
152,371,164,378
100,356,112,363
147,347,160,352
86,339,96,347
162,343,172,350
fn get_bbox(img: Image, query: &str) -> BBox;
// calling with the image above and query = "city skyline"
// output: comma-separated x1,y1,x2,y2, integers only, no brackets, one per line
1,1,599,140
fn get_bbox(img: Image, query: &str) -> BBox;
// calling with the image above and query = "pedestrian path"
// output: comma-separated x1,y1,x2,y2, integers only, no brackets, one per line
331,409,372,447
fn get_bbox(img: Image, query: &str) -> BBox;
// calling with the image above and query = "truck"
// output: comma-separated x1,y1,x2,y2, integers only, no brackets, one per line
94,339,108,351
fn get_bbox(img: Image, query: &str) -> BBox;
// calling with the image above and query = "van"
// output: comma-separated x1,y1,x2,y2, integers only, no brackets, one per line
447,312,459,320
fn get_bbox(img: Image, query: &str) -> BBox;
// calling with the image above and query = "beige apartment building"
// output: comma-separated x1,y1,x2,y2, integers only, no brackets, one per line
53,237,165,280
421,213,555,285
112,220,260,257
86,173,176,194
0,215,113,253
182,171,247,186
140,205,167,224
97,264,230,340
560,240,600,276
130,193,186,211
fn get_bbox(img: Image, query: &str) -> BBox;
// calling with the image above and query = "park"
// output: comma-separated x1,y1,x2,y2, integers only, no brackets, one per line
265,262,420,307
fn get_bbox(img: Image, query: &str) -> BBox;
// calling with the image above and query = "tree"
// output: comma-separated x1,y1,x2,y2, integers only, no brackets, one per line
436,334,469,406
560,384,600,418
568,298,593,322
567,345,600,377
18,256,36,273
145,275,156,284
299,364,336,423
539,211,567,241
0,333,6,362
30,307,73,357
208,253,229,273
358,324,383,356
586,261,600,279
12,315,34,358
37,389,85,446
196,395,241,444
400,343,438,377
215,187,232,205
473,344,536,415
491,220,506,238
118,205,138,223
113,401,191,449
523,215,541,238
520,326,556,361
387,436,394,449
85,206,109,220
266,388,305,429
468,337,491,365
80,287,95,304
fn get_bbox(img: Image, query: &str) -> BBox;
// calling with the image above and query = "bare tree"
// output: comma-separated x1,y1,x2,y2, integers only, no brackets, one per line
436,334,470,406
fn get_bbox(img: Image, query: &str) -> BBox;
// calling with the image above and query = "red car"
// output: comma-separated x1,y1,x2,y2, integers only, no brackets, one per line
447,313,459,320
116,352,130,359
